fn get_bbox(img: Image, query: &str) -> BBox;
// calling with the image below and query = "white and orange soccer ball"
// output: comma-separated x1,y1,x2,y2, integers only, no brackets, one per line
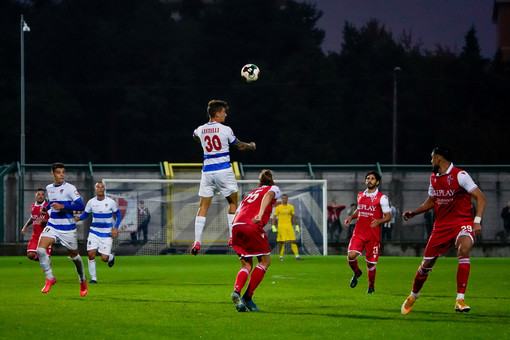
241,64,260,83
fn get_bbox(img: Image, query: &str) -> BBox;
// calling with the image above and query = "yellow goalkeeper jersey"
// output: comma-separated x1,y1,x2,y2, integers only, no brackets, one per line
273,204,294,227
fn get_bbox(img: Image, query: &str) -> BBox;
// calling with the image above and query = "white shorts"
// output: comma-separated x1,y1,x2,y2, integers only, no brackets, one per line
40,226,78,250
199,169,238,198
87,233,113,255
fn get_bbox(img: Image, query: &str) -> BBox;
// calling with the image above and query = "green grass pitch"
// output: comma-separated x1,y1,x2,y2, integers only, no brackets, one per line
1,255,508,339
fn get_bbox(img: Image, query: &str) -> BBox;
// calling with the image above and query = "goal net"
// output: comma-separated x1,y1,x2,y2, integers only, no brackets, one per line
102,179,328,256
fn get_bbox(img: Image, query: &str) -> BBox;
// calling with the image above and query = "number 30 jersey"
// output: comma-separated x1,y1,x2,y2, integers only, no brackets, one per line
193,122,237,173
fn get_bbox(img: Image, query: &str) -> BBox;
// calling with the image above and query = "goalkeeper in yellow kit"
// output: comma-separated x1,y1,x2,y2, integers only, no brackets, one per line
271,194,304,261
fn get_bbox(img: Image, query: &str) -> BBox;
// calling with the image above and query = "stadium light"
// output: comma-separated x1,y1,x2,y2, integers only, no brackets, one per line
392,66,401,165
20,14,30,173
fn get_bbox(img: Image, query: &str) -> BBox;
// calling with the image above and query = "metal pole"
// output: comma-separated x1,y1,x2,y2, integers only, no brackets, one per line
20,14,26,174
392,67,401,165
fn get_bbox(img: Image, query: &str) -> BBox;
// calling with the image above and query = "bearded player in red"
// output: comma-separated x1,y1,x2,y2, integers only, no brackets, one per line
21,188,52,261
230,169,281,312
344,171,391,294
401,147,486,314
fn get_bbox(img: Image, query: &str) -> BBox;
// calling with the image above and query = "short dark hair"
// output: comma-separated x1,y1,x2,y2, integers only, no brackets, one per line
365,171,381,183
259,169,274,186
432,146,452,162
51,162,65,172
207,100,228,118
36,188,45,192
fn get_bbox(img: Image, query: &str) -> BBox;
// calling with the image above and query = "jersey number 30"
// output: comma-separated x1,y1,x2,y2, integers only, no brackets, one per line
204,135,222,152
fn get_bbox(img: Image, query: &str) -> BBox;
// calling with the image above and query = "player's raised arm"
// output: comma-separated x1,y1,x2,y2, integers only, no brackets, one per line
233,139,256,151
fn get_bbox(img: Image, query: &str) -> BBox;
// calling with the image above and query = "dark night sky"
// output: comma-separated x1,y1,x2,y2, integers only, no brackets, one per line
303,0,497,58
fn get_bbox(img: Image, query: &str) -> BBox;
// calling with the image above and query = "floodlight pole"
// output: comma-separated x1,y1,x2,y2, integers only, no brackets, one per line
20,14,29,174
392,67,401,165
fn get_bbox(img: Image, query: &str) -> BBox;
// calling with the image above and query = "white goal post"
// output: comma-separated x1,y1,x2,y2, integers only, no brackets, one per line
102,179,328,255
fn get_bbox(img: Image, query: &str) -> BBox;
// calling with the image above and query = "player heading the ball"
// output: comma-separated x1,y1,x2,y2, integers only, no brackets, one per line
191,100,256,255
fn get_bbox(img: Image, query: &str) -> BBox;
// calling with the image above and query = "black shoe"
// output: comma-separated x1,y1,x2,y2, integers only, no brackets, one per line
108,253,115,268
350,270,362,288
366,287,375,294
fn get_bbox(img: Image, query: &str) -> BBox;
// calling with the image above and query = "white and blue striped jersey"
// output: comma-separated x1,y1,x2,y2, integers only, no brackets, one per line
81,196,121,238
45,182,84,231
193,122,237,173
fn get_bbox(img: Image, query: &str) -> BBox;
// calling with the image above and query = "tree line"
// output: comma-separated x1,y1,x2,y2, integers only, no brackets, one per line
1,0,509,166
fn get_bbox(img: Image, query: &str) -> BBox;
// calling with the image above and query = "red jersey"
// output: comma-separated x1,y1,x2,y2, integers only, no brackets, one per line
429,165,477,228
327,205,345,222
353,189,390,242
30,201,48,237
234,185,281,227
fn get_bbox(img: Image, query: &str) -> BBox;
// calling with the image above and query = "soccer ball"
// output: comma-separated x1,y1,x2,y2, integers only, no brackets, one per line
241,64,260,83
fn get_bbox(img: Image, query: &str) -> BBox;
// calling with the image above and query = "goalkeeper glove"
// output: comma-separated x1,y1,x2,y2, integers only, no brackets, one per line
190,241,201,256
271,225,277,233
295,225,300,232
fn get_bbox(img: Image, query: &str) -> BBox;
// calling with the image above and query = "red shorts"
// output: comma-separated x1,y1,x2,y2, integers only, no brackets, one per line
27,233,52,255
424,223,474,259
348,234,380,264
232,223,270,258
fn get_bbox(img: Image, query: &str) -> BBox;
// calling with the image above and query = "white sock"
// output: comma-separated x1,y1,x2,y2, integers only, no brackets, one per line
456,293,465,300
37,247,54,280
194,216,206,243
227,214,235,238
109,253,114,262
411,291,420,299
71,254,86,283
88,259,97,281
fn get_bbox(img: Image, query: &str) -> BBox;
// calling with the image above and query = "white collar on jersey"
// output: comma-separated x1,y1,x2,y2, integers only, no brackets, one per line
435,163,454,177
363,188,379,197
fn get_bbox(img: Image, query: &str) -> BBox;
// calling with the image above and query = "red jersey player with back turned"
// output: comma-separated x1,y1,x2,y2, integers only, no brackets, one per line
344,171,391,294
401,147,486,314
230,169,281,312
21,188,51,261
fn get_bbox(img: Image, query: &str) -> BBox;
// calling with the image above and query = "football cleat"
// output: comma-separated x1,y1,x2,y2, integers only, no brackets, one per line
89,279,97,284
231,291,248,312
455,299,471,313
41,277,57,293
80,281,88,297
296,257,305,261
367,287,375,294
190,242,201,256
108,253,115,268
279,256,283,262
350,270,362,288
401,295,418,315
245,299,260,312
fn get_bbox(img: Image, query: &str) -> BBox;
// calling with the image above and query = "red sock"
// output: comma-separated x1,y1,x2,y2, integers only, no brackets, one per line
234,267,250,293
348,258,360,274
245,264,267,298
412,264,431,294
457,257,470,294
367,263,376,288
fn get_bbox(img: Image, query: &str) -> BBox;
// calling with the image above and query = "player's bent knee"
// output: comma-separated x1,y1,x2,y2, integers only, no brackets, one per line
347,252,358,261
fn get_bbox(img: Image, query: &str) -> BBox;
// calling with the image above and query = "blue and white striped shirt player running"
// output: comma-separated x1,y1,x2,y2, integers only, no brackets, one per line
45,181,85,231
81,196,122,237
